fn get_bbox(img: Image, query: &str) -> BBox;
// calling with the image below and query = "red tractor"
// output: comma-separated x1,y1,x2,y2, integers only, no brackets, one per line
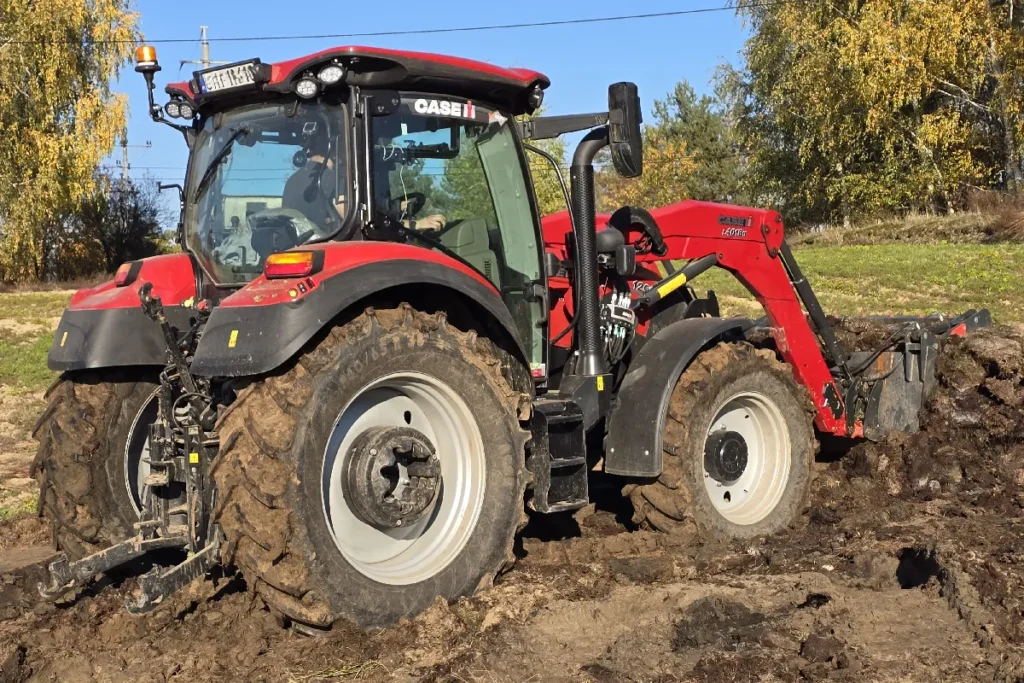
34,44,989,630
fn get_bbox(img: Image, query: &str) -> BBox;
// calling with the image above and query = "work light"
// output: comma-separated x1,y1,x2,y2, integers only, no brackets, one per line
178,103,195,119
164,101,181,118
318,64,345,85
295,78,319,99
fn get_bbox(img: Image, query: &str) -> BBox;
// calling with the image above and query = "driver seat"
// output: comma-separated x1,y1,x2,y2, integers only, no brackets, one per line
438,218,502,289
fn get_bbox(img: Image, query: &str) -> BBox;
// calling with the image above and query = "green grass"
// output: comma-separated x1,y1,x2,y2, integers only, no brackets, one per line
0,491,37,521
698,243,1024,325
0,291,71,393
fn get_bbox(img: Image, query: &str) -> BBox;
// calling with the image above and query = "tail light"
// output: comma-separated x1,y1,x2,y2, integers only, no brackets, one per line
264,251,322,279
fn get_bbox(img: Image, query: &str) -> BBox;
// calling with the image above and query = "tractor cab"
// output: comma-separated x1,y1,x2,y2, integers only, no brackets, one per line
141,45,558,373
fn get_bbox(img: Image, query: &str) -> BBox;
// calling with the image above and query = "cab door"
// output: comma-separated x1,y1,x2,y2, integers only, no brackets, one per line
368,93,548,378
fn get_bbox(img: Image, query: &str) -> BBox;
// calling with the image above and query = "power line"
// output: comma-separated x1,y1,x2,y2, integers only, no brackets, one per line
3,5,764,45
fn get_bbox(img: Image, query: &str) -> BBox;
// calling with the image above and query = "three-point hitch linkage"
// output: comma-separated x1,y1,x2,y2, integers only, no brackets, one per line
39,286,220,611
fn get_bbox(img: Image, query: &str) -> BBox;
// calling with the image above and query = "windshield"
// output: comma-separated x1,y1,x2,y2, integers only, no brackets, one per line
185,101,349,284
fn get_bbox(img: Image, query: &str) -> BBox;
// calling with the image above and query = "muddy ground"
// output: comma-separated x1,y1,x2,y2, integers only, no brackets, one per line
3,327,1024,682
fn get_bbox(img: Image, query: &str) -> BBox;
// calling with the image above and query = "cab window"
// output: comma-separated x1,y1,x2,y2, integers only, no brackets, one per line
371,95,546,372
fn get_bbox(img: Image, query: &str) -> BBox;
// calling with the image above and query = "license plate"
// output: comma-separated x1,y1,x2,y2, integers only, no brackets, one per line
198,61,259,94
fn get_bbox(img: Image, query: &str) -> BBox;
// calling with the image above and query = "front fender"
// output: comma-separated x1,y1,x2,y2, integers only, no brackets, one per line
604,317,756,477
190,243,524,378
48,254,199,372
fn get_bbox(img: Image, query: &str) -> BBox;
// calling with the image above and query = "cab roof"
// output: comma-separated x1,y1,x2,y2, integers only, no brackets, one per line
165,45,550,115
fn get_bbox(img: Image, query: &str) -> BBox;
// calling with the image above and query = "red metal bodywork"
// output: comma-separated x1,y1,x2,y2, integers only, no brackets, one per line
166,45,549,107
66,253,197,311
217,241,495,309
542,201,852,437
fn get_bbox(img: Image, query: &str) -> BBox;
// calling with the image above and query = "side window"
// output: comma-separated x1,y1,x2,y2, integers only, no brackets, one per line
372,96,545,373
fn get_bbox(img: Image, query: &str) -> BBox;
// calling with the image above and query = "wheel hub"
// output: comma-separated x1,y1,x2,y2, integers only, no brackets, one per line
704,430,749,484
341,425,441,529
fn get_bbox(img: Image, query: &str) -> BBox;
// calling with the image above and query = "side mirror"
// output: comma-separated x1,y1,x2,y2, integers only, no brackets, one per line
607,82,643,178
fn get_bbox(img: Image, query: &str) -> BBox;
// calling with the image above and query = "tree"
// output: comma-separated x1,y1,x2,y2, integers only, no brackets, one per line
596,81,738,211
652,81,744,203
0,0,139,282
81,177,168,272
38,176,169,281
599,131,699,209
720,0,1024,225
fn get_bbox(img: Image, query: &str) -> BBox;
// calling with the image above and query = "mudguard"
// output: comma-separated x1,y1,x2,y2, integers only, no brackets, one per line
190,243,524,378
604,316,756,478
48,254,200,372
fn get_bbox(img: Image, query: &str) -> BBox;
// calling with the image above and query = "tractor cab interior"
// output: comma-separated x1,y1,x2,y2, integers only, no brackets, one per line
370,94,547,371
184,100,351,285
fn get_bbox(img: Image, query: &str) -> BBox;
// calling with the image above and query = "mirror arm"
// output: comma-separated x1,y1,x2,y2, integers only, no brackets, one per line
519,112,609,141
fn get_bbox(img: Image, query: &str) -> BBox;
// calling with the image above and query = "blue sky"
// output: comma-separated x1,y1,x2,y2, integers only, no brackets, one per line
119,0,750,212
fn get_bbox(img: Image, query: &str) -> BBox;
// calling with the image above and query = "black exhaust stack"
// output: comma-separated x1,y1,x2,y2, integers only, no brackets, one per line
569,128,610,378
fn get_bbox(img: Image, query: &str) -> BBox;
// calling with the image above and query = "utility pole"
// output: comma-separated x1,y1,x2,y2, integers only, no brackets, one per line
119,138,153,181
180,26,228,71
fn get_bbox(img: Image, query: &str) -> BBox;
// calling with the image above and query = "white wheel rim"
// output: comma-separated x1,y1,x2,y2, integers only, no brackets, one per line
321,372,485,585
124,392,158,516
703,391,791,526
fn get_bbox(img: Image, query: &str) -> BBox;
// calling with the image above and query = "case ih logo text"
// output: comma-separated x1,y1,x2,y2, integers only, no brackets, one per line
718,214,752,227
414,99,475,118
719,214,751,238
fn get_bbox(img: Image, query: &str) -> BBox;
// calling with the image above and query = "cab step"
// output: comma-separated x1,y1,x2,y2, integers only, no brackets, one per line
527,399,589,513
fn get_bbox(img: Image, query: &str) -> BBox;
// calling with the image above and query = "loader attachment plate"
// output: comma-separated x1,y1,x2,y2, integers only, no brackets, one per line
847,309,991,440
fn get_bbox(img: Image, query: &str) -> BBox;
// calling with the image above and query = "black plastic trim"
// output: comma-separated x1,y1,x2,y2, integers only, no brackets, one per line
605,317,755,477
48,307,199,372
190,259,526,377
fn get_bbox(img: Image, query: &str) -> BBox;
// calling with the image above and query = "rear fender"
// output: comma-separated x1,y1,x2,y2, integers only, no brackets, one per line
605,317,756,477
190,242,525,377
48,254,200,372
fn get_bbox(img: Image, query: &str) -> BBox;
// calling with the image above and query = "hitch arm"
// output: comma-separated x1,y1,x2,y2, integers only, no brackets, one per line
126,542,219,613
38,534,188,599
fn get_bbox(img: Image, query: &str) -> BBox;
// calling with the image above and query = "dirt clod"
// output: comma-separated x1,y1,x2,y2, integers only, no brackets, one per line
672,598,770,652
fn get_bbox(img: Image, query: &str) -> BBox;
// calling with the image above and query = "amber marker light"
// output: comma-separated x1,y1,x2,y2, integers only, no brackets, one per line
264,251,319,279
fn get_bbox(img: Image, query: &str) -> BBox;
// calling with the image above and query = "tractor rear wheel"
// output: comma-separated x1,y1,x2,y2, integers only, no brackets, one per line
626,343,816,539
211,305,531,629
32,373,158,558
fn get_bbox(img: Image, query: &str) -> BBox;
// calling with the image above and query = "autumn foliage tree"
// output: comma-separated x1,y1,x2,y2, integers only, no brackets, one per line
0,0,140,282
720,0,1024,224
599,80,742,210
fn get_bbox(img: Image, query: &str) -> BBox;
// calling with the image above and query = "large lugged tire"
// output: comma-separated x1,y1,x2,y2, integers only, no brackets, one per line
32,372,158,558
212,305,531,629
626,343,816,540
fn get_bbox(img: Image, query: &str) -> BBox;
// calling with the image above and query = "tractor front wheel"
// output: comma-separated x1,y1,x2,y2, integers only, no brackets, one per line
212,305,531,629
627,343,816,539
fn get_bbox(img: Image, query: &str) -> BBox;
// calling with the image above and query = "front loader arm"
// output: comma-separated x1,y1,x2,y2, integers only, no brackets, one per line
638,201,853,436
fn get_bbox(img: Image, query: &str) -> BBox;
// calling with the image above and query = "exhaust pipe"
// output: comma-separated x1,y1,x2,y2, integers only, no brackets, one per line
569,127,610,378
